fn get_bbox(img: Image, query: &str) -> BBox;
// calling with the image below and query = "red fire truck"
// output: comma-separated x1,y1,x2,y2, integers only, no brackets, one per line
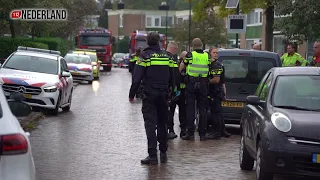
77,28,113,71
129,30,166,56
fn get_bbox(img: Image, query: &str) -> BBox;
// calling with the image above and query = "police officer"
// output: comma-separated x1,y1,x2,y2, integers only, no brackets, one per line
129,32,174,165
177,51,188,137
281,43,307,66
206,47,231,140
129,48,141,75
166,41,180,139
181,38,210,141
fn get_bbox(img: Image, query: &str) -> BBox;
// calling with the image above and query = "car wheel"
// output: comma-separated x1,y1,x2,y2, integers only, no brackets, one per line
62,90,72,112
239,135,254,170
48,93,61,115
256,141,273,180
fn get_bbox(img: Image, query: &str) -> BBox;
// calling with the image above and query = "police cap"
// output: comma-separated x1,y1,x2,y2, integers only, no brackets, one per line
147,32,160,45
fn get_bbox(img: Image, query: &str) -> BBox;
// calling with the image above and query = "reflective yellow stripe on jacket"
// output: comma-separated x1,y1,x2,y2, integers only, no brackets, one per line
136,55,170,67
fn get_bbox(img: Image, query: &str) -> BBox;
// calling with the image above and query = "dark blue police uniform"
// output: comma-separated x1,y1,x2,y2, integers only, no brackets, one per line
129,44,174,164
207,60,225,139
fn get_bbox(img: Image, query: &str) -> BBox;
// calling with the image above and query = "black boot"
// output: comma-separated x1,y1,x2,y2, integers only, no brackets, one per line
180,130,187,138
222,130,231,138
160,152,167,163
206,132,221,140
182,133,194,140
167,130,178,140
200,136,207,141
141,156,158,165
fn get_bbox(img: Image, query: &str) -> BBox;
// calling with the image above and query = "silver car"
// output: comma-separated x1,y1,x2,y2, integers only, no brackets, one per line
64,53,94,84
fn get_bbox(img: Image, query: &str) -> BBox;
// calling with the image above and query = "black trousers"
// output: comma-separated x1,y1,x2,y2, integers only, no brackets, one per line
186,78,208,136
142,89,168,158
167,88,187,132
207,95,223,135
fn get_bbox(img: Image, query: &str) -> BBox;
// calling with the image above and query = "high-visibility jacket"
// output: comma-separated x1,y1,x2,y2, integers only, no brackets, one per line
281,52,307,66
184,51,210,77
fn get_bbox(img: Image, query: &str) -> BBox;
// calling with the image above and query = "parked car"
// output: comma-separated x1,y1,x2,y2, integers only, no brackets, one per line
239,67,320,180
120,54,130,68
71,49,101,80
0,46,73,115
0,91,35,180
112,53,126,67
64,53,96,83
217,49,282,124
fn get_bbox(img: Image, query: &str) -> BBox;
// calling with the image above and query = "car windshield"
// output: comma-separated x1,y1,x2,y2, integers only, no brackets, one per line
65,54,91,64
136,40,163,49
114,54,125,58
273,75,320,110
3,54,58,75
80,36,110,46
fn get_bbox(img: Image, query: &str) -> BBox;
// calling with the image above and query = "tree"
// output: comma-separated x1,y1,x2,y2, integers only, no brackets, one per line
173,12,227,47
118,36,130,53
193,0,277,51
275,0,320,42
98,0,113,29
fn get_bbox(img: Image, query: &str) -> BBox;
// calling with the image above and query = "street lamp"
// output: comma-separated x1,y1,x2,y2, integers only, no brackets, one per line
105,1,125,53
159,1,169,49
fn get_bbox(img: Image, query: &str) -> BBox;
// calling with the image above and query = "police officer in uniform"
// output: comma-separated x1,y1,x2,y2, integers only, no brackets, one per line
129,48,141,75
129,32,174,165
206,47,231,139
166,41,180,139
181,38,211,141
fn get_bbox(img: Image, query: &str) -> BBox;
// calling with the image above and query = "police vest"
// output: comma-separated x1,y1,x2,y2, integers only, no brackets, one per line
186,51,210,77
130,56,138,62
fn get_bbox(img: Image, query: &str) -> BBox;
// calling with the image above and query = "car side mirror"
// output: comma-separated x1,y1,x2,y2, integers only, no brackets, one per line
246,95,264,105
8,100,32,117
62,71,71,77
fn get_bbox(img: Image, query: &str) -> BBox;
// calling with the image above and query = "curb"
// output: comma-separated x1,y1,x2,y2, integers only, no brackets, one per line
19,112,45,131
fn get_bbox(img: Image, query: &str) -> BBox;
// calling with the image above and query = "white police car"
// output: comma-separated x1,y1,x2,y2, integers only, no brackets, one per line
0,46,74,115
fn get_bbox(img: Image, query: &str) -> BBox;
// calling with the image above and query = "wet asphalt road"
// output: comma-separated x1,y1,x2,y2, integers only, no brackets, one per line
30,68,307,180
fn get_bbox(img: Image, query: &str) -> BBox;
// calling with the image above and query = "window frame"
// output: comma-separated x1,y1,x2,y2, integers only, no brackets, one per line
258,72,273,101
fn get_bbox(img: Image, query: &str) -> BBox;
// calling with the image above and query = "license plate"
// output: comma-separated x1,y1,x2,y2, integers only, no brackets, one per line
312,154,320,163
71,72,80,75
221,101,244,108
24,94,32,98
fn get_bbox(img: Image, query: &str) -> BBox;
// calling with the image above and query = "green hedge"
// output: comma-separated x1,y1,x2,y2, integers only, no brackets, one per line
0,37,72,59
0,38,49,59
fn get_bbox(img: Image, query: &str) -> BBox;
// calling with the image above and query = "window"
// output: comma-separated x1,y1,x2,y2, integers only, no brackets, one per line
220,58,250,82
79,36,110,46
255,72,271,96
4,55,58,75
259,12,263,23
154,17,160,27
247,10,262,25
246,40,254,49
146,17,152,27
272,76,320,110
64,54,91,64
256,58,276,81
161,16,173,27
177,18,183,24
259,72,273,101
60,58,69,72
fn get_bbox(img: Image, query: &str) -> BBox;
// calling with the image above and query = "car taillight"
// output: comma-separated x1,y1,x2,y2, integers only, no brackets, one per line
1,134,28,155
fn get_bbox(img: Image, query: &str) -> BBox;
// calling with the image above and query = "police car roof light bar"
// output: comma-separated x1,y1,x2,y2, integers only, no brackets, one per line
17,46,61,55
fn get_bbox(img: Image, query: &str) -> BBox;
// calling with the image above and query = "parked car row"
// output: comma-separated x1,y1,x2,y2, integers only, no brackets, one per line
219,49,320,179
112,53,129,68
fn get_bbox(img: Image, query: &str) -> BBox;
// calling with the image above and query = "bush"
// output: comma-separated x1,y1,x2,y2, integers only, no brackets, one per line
0,37,72,59
0,37,49,59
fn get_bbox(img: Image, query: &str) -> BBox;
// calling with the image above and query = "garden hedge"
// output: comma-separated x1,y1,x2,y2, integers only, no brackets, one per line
0,37,72,59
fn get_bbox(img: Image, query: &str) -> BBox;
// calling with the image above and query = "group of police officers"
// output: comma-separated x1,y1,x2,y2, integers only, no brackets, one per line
128,32,230,165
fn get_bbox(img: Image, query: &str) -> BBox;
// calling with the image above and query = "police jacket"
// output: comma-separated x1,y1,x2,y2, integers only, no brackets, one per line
209,59,225,95
129,54,138,73
129,44,175,98
167,51,180,91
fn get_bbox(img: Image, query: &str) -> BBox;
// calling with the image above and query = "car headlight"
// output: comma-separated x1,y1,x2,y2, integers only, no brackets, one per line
271,112,292,133
44,85,58,92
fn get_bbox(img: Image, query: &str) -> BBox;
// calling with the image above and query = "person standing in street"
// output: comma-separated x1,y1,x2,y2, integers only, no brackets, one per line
281,43,307,66
180,38,211,141
206,47,231,140
310,41,320,67
166,41,180,139
129,48,141,75
129,32,174,165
